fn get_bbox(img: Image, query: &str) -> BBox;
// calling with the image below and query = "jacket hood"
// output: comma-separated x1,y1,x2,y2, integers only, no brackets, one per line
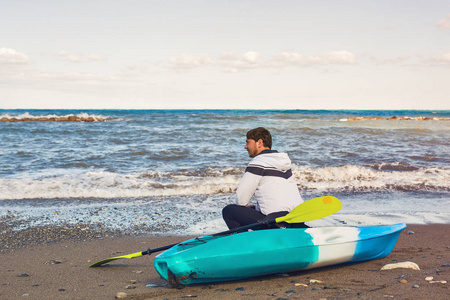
249,151,292,171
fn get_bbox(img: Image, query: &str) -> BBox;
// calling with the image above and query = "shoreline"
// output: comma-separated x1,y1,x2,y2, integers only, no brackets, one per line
1,224,448,299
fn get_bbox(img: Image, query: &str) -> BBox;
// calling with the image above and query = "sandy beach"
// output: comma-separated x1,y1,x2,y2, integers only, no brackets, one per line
1,224,448,300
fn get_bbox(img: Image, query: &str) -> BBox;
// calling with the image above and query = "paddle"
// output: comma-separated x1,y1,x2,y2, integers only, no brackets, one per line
89,195,341,267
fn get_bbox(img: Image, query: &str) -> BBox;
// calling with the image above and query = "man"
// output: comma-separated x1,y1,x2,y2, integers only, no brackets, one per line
222,127,306,229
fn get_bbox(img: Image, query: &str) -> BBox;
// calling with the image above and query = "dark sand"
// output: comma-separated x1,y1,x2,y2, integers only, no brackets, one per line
1,224,448,299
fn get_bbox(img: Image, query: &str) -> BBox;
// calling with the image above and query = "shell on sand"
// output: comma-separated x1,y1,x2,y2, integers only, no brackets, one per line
380,261,420,271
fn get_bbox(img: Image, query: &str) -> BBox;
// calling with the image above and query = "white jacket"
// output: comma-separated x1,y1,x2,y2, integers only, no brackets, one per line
235,150,303,215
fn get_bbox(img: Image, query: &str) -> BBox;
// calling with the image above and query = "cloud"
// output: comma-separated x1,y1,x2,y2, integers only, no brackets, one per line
88,54,107,61
425,53,450,66
57,51,106,62
166,54,212,70
165,50,357,73
268,50,357,68
436,13,450,29
218,51,260,73
218,50,356,72
37,71,116,83
57,51,83,62
370,55,411,65
0,48,30,64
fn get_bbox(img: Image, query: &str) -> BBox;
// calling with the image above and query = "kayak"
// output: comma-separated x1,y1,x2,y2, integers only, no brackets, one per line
153,223,406,287
155,223,406,287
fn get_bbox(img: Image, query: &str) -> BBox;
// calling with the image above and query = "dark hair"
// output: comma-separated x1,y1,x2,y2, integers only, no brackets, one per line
246,127,272,149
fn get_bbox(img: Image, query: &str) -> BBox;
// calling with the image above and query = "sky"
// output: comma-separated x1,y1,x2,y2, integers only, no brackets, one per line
1,0,450,110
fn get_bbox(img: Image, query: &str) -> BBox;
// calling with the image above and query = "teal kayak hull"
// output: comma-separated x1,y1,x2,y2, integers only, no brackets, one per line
154,223,406,286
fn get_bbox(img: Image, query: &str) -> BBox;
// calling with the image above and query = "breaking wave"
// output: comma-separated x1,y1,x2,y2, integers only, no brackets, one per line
1,165,449,200
0,112,114,122
294,165,450,192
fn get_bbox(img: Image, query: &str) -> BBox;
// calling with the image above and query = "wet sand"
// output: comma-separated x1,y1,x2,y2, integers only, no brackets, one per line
1,224,448,299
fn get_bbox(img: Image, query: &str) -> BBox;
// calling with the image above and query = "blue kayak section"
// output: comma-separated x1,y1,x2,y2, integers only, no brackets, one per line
352,223,406,262
154,223,406,286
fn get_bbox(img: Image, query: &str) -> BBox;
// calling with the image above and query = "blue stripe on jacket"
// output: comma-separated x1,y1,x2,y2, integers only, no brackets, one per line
245,166,293,179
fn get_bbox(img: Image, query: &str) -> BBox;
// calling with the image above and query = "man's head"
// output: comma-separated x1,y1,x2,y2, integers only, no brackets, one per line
245,127,272,158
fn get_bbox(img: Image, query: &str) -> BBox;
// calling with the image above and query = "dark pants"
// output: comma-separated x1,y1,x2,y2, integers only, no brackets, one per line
222,204,309,230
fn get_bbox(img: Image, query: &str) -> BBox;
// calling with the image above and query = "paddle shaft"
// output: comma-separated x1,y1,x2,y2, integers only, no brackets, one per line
142,219,275,255
90,196,341,267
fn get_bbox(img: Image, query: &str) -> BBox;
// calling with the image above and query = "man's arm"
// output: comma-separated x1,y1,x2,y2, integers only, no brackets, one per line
235,171,261,206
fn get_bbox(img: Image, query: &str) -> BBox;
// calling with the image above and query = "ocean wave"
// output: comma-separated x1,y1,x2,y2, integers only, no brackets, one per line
339,116,450,121
0,112,114,122
0,165,449,200
0,170,239,200
294,165,450,192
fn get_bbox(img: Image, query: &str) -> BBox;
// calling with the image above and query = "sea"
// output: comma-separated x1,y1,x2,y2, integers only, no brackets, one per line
1,109,449,235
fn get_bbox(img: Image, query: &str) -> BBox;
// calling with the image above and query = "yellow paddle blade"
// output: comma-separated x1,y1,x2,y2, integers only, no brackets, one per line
276,196,342,224
89,251,144,267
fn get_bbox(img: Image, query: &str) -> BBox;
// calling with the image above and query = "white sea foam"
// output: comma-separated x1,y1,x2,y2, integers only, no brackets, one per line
0,112,113,121
0,170,239,200
306,212,450,228
293,165,450,192
1,165,449,200
3,200,448,236
1,166,449,233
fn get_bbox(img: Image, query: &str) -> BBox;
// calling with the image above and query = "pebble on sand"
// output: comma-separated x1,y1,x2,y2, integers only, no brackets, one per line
380,261,420,271
124,284,136,289
429,280,447,284
310,279,323,283
116,292,127,298
294,283,308,287
45,260,62,265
